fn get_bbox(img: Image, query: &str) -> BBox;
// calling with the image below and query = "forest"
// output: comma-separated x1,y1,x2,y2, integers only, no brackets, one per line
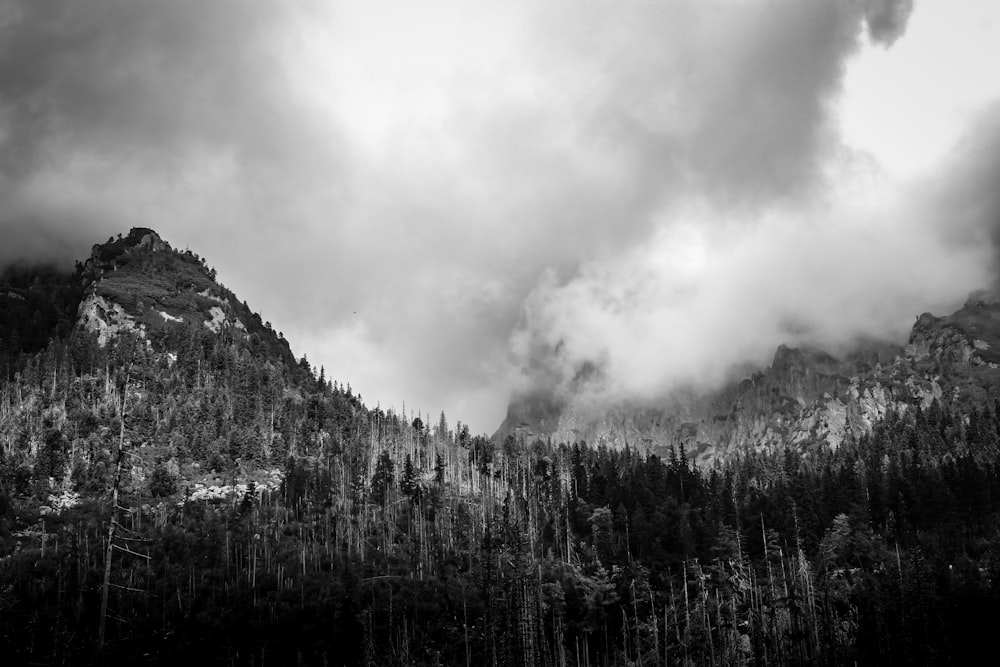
2,316,1000,666
2,235,1000,665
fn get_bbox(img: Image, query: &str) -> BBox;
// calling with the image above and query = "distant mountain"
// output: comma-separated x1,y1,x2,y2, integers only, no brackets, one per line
496,289,1000,462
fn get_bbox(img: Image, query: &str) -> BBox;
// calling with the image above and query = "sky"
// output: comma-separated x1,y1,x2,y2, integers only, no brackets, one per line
1,0,1000,433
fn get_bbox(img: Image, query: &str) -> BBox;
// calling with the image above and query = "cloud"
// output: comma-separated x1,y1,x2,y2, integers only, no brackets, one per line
932,102,1000,270
510,179,995,403
0,0,994,433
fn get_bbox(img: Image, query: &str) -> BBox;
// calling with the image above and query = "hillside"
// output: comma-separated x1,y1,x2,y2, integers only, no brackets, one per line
2,229,1000,664
0,228,370,486
77,227,297,369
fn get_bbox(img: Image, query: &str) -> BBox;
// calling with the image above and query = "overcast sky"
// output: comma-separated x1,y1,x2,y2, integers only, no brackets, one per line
2,0,1000,432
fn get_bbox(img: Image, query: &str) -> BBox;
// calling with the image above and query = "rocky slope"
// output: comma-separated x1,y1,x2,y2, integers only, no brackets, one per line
0,227,358,502
496,291,1000,463
74,227,295,367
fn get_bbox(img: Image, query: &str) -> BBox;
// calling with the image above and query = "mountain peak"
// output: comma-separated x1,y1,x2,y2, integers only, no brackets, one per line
89,227,170,266
72,228,297,369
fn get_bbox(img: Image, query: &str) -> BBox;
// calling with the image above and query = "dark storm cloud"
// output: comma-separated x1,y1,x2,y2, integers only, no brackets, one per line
0,0,347,262
682,1,857,204
507,0,998,407
865,0,916,45
931,102,1000,273
0,0,314,172
533,0,919,212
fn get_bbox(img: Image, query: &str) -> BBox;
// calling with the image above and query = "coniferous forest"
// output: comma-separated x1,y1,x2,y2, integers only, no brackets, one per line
3,312,1000,664
3,236,1000,665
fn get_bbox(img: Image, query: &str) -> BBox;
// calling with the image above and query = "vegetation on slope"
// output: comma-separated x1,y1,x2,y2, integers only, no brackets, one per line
2,231,1000,664
2,323,1000,664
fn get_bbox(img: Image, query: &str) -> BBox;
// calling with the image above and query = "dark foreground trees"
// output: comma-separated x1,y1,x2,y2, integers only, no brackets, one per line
3,328,1000,664
3,400,1000,664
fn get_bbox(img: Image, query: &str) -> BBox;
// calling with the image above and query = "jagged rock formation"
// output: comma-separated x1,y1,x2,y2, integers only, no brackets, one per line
496,291,1000,463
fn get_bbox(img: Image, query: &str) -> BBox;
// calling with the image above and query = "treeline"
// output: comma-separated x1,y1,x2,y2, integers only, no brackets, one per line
3,327,1000,664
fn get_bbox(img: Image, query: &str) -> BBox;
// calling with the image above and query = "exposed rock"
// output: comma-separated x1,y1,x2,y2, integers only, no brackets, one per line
138,230,168,252
158,310,184,323
77,293,147,347
198,288,226,305
40,490,81,515
181,469,284,504
204,305,247,333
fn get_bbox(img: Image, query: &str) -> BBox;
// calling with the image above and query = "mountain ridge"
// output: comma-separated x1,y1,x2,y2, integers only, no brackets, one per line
496,290,1000,462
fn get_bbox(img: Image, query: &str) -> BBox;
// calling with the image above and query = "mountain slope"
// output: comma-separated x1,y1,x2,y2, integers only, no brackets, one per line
76,227,296,368
496,291,1000,462
0,227,367,497
3,229,1000,665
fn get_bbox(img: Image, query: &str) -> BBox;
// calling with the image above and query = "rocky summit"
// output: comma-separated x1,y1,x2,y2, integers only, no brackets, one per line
73,228,294,366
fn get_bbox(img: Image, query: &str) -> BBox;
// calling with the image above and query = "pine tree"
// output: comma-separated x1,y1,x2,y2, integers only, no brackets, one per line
401,453,420,502
371,450,394,506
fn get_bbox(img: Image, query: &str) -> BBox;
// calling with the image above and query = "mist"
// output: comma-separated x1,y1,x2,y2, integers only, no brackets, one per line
509,177,996,404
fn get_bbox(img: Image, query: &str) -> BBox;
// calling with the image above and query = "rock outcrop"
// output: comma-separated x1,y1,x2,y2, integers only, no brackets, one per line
77,293,147,347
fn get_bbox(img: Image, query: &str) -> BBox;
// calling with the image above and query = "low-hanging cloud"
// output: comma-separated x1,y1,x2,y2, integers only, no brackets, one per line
0,0,996,431
509,182,995,404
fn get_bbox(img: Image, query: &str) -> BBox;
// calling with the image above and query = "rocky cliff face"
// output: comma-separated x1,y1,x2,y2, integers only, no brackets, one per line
496,292,1000,463
906,289,1000,368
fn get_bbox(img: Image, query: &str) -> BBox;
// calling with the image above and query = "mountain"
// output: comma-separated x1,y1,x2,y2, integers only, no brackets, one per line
0,227,371,494
496,290,1000,462
1,227,298,375
77,227,297,367
4,228,1000,665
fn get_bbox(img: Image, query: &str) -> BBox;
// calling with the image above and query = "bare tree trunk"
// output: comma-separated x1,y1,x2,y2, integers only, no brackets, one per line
99,383,128,653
